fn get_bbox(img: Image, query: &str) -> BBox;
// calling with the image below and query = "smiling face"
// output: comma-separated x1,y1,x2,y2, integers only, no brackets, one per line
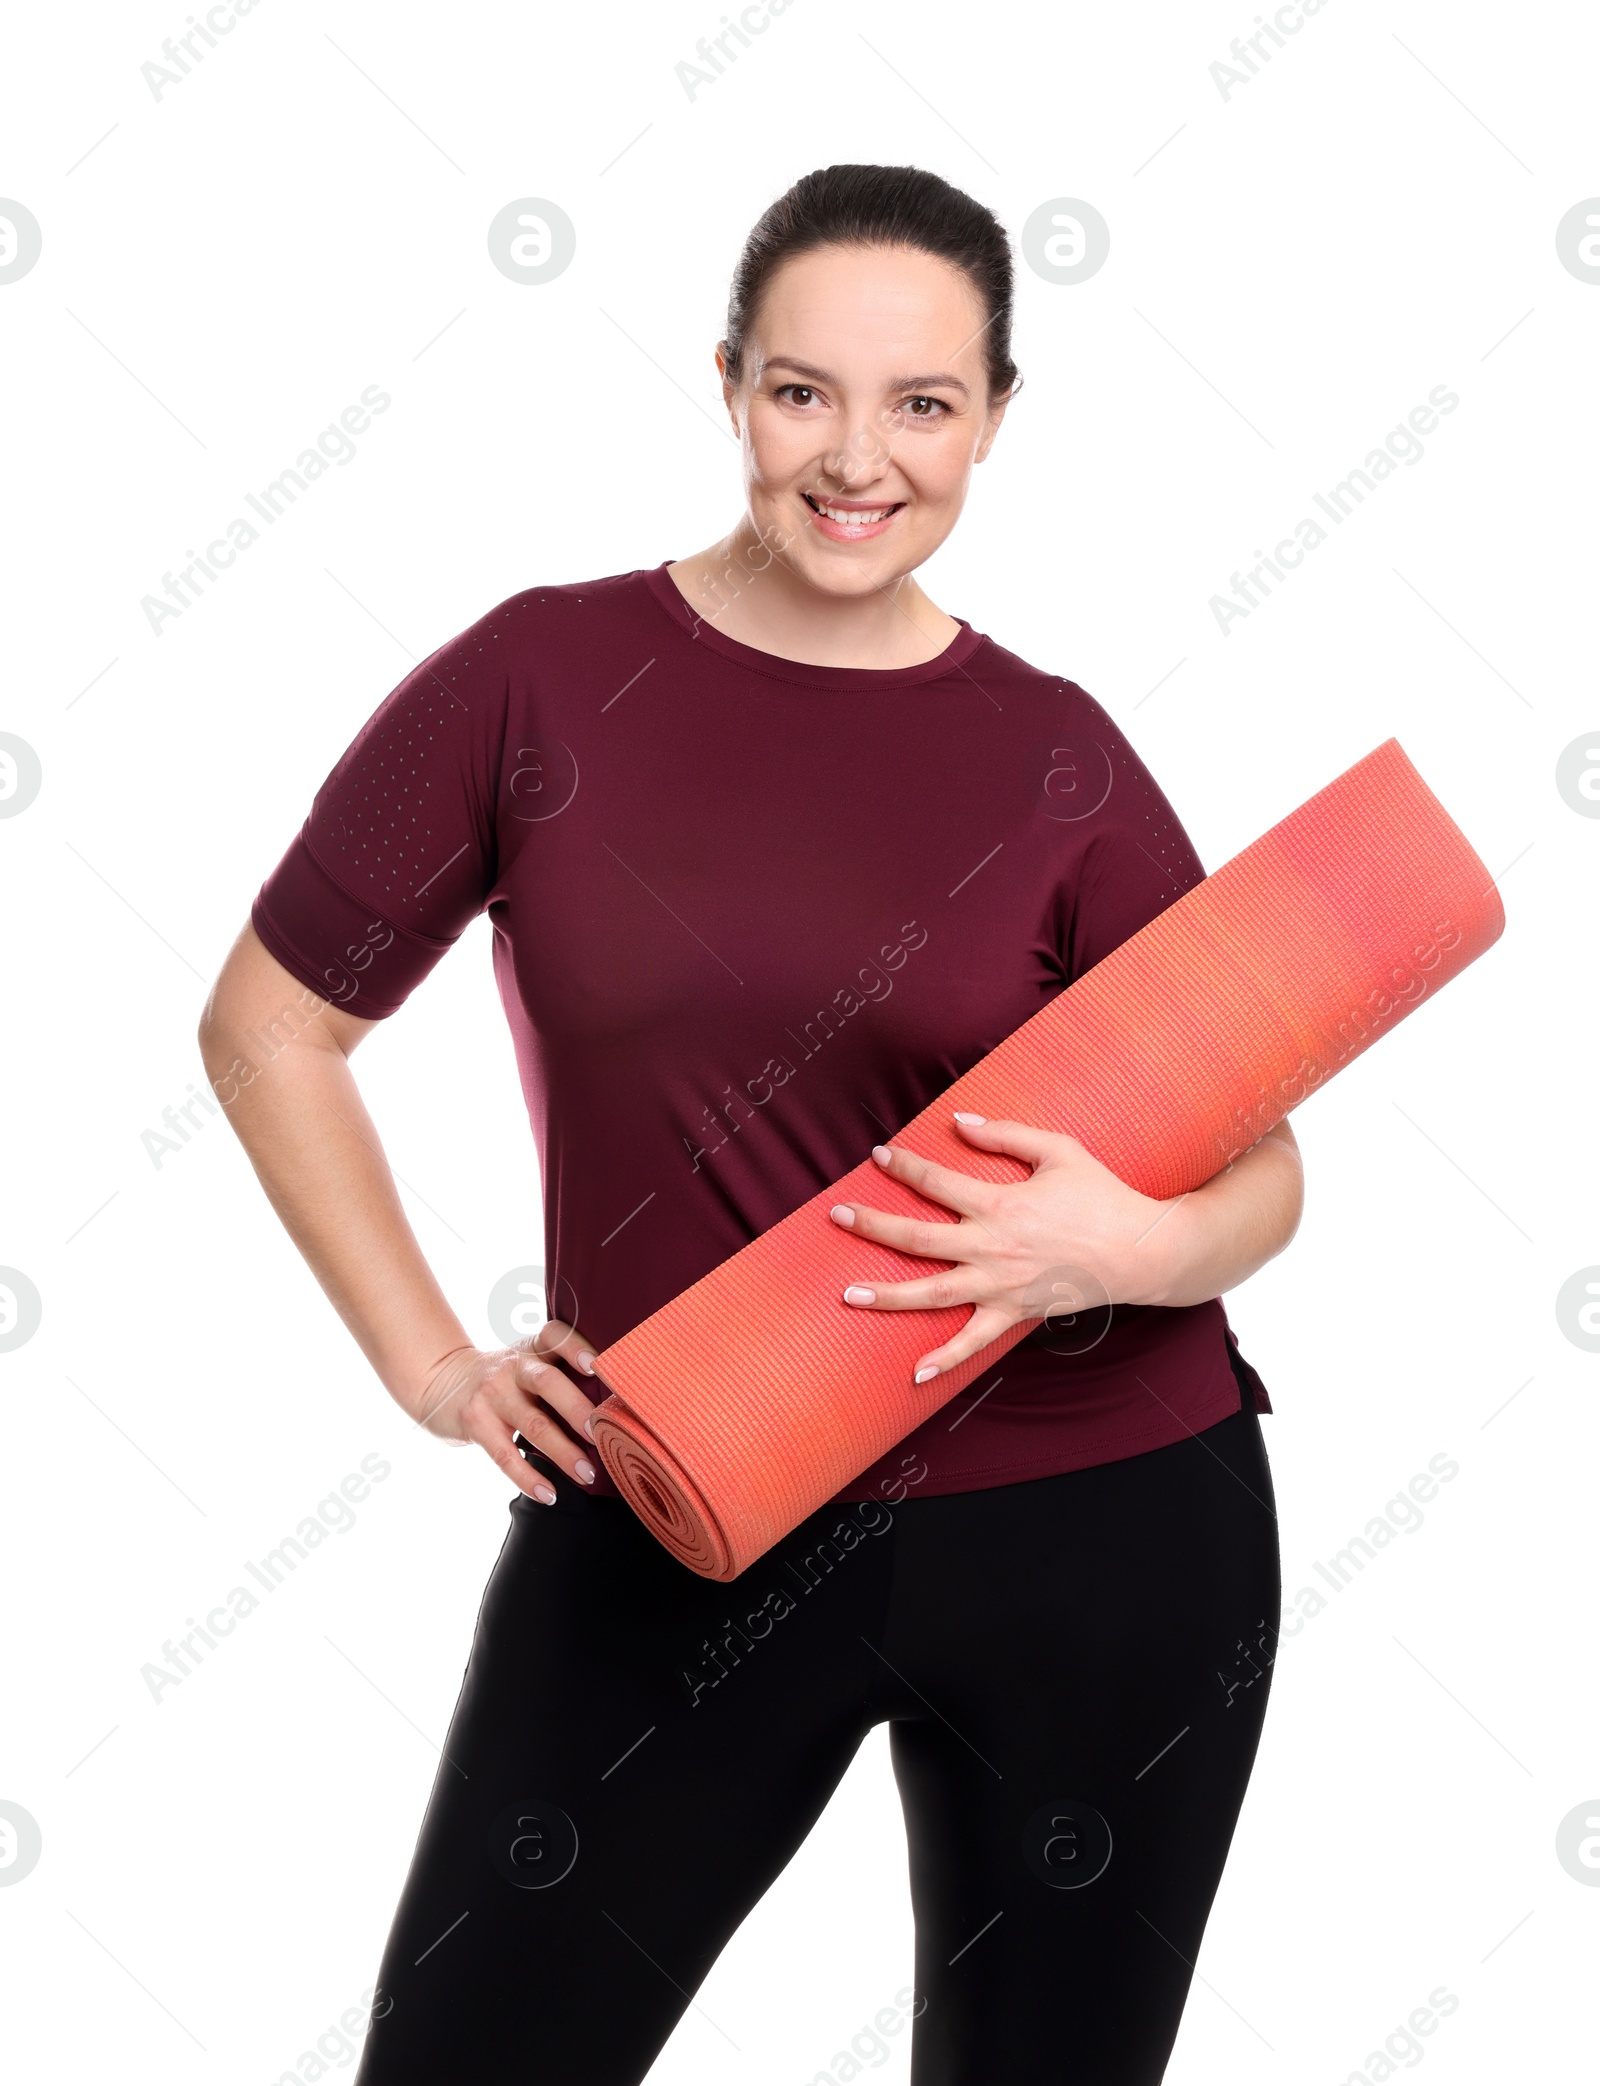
720,242,1012,599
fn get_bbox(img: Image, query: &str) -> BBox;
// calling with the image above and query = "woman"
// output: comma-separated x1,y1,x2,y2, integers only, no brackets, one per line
201,164,1299,2084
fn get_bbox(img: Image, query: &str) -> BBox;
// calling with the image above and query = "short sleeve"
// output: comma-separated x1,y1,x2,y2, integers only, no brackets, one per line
250,614,511,1018
1061,700,1209,985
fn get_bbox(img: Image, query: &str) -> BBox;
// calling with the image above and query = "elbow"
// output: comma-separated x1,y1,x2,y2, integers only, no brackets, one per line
196,1004,238,1104
196,989,231,1079
197,921,265,1077
197,949,253,1088
1285,1173,1306,1249
1265,1122,1305,1256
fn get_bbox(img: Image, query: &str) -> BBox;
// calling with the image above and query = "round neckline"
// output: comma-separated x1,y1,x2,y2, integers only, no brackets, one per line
638,559,986,689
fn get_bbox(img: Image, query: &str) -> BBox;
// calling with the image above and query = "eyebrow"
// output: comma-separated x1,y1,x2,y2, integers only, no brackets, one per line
761,356,971,398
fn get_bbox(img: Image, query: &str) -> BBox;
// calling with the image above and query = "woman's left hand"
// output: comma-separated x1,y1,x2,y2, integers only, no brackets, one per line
829,1112,1182,1382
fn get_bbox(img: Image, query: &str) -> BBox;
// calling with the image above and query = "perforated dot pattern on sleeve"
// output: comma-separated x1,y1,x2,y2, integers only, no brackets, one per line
251,613,513,1017
315,624,509,916
313,681,465,916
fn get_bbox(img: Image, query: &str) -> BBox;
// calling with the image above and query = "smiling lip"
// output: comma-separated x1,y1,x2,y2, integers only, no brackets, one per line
803,491,905,542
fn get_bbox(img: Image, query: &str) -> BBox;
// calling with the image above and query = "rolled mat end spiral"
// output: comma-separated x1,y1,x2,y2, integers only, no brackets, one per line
591,1400,737,1580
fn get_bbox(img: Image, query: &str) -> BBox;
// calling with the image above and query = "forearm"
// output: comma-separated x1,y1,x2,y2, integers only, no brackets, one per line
198,1019,471,1421
1136,1123,1304,1308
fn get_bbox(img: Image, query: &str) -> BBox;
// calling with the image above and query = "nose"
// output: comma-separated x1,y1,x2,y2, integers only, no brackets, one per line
821,402,895,492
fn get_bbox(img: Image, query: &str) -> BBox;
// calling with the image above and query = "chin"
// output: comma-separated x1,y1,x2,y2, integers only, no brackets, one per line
796,557,903,598
791,531,930,589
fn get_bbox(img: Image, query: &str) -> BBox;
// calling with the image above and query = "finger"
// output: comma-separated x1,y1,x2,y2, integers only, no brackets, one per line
948,1113,1068,1169
866,1141,998,1219
841,1268,983,1315
465,1408,559,1504
531,1318,603,1379
510,1342,605,1445
828,1201,980,1264
511,1397,601,1488
911,1302,1018,1381
499,1355,601,1483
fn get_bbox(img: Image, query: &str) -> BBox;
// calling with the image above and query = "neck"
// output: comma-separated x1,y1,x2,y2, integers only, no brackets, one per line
667,519,960,670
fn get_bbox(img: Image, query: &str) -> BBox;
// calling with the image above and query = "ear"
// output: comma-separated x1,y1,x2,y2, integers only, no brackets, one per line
716,340,744,432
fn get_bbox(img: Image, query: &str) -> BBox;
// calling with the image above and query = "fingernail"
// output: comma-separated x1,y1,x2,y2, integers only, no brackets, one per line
914,1365,939,1383
830,1204,856,1227
584,1416,596,1439
577,1350,596,1374
843,1285,876,1305
533,1482,557,1504
871,1145,892,1166
953,1111,985,1125
575,1459,596,1484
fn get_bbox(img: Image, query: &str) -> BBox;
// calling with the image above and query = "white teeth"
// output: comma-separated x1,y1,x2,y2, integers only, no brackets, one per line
814,501,896,526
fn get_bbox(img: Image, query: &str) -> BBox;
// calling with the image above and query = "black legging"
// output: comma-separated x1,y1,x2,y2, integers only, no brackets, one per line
353,1374,1279,2084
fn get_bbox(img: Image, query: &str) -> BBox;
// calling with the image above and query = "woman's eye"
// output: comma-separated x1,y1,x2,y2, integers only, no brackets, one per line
777,384,817,406
904,396,947,418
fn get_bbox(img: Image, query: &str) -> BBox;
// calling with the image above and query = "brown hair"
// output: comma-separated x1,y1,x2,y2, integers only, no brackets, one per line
720,164,1023,403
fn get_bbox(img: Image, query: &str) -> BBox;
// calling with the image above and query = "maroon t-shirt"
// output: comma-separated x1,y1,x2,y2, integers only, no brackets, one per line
251,561,1271,1504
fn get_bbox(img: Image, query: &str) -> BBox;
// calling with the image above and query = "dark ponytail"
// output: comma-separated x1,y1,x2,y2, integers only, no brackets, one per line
721,164,1022,403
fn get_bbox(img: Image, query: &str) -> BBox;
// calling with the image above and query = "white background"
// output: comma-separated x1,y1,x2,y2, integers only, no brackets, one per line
2,0,1595,2079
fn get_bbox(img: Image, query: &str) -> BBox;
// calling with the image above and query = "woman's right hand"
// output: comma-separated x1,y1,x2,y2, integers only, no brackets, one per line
416,1320,605,1503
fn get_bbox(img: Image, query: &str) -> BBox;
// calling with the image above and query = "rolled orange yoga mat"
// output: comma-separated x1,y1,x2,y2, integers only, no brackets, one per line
590,739,1504,1580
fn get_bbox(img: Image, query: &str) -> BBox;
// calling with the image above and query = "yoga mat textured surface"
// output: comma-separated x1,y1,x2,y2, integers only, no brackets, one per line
591,739,1503,1580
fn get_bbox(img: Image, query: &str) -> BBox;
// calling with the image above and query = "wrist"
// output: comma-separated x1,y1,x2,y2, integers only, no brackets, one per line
382,1323,476,1430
